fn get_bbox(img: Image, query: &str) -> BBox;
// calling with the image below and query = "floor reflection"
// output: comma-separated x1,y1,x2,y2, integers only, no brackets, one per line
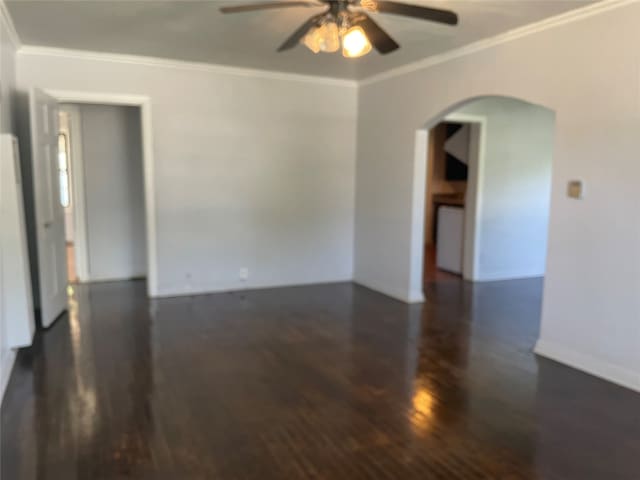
410,387,434,432
2,281,155,480
67,285,98,447
2,279,639,479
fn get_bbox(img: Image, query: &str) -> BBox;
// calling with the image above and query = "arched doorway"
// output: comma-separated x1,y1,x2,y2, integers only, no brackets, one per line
409,96,556,294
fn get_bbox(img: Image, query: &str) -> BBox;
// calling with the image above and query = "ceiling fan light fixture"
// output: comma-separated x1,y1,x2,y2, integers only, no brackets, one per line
223,1,459,57
341,25,372,58
302,19,340,54
319,21,340,52
302,26,321,53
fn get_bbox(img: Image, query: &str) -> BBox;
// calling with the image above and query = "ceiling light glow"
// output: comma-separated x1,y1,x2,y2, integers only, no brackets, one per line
301,16,372,59
341,26,372,58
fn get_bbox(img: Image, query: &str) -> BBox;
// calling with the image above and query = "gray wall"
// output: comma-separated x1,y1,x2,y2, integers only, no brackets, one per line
0,11,17,134
353,3,640,390
74,104,147,281
455,97,554,280
18,55,357,297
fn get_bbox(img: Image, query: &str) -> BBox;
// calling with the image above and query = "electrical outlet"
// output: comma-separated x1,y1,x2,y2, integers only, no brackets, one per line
239,268,249,282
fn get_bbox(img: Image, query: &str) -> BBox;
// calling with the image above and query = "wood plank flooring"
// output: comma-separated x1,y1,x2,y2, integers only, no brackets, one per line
2,279,639,479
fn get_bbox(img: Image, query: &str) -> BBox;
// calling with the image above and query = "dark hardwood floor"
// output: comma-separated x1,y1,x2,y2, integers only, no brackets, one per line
2,279,639,479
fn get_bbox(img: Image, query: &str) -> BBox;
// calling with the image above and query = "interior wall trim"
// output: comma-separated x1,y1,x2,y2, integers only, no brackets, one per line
359,0,637,86
0,0,21,47
46,90,160,298
354,279,425,304
441,113,487,283
17,45,358,88
1,350,16,407
535,339,640,393
59,104,90,283
10,1,634,87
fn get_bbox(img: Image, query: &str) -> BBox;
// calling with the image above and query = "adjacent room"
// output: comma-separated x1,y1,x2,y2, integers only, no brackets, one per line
59,103,147,286
422,96,554,285
1,1,639,479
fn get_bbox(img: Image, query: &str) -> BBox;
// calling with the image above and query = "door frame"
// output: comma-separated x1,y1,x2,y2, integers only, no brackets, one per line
59,104,90,282
442,113,487,282
46,90,158,297
409,112,487,300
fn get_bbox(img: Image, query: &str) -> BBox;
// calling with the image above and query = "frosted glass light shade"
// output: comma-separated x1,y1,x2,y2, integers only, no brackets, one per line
342,26,372,58
302,20,340,54
303,26,321,53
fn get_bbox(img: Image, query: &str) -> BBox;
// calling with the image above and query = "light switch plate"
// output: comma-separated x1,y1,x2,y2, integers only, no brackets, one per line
567,180,583,199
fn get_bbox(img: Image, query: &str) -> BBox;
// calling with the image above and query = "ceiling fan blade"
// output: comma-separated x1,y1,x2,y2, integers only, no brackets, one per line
356,13,399,54
358,0,458,25
278,12,326,51
220,1,320,14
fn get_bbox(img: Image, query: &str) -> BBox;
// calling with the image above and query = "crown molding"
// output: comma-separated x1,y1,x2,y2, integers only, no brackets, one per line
17,46,358,88
0,0,21,47
360,0,637,86
12,0,635,88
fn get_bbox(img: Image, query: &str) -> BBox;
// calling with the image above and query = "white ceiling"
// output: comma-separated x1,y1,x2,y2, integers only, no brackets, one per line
6,0,596,80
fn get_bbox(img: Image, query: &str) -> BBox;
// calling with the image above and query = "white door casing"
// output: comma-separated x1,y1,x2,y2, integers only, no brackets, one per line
29,88,67,327
45,90,158,297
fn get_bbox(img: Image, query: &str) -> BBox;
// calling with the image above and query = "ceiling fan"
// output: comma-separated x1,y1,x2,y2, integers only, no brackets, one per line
220,0,458,58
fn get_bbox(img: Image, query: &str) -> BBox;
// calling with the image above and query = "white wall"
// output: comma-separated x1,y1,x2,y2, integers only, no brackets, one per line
0,9,17,134
17,52,358,296
0,7,16,135
454,97,554,281
1,6,19,404
354,3,640,391
71,104,147,281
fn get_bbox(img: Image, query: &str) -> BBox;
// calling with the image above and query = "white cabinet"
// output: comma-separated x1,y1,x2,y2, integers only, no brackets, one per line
436,206,464,274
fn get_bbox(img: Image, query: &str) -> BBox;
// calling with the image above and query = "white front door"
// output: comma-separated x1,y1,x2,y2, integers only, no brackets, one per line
29,88,67,327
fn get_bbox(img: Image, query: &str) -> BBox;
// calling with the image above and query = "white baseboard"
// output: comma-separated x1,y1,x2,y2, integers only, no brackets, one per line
474,271,545,282
407,289,426,303
154,277,354,299
353,278,424,304
1,349,17,407
84,272,148,283
535,339,640,393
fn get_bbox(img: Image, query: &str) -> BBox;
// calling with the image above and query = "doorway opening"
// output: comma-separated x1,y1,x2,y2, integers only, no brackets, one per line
57,112,76,282
24,88,156,329
418,96,555,290
423,118,478,283
58,103,147,285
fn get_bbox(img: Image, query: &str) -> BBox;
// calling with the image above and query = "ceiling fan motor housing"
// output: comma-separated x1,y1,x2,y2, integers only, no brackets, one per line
220,0,459,55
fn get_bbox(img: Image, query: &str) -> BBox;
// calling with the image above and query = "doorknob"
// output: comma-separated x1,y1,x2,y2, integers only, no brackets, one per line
43,221,52,229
